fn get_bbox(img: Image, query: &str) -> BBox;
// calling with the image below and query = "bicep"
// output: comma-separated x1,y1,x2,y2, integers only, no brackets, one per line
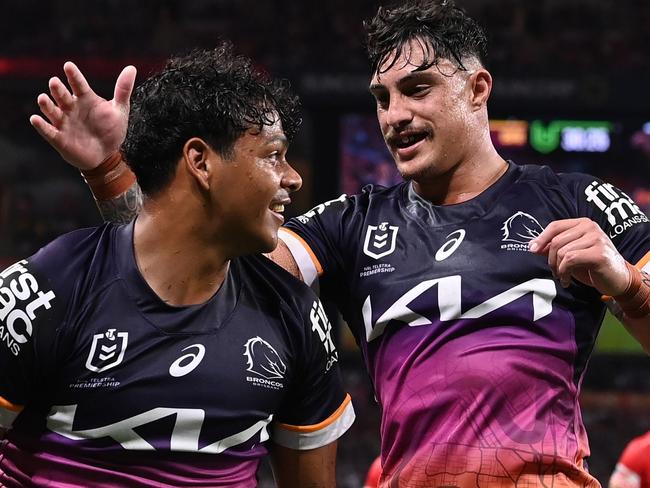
269,440,337,488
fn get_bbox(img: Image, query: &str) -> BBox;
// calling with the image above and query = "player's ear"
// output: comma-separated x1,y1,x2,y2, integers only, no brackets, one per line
469,68,492,110
182,137,215,191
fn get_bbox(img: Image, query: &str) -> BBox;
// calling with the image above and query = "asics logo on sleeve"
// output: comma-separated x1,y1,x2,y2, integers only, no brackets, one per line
169,344,206,378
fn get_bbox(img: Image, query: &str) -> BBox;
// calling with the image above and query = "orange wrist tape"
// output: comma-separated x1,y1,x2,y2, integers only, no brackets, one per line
81,153,136,201
613,262,650,319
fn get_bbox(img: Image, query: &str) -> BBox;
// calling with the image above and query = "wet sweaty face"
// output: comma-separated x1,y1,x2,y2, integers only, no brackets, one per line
211,118,301,255
369,40,477,183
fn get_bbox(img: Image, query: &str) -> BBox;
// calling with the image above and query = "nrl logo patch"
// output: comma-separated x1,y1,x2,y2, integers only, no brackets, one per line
363,222,399,259
85,328,129,373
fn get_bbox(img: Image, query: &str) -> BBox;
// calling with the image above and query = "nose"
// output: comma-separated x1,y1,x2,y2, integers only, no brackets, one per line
282,161,302,193
383,96,413,129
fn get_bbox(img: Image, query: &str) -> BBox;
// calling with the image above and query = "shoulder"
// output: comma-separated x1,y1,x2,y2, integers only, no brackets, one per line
291,183,407,225
516,162,595,191
28,224,116,280
14,223,122,306
235,254,318,311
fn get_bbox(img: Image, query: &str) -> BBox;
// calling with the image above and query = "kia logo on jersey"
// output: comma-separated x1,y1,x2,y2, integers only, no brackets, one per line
363,222,399,260
85,328,129,373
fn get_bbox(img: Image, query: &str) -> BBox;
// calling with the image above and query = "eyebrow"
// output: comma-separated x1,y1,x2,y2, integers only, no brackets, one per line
265,134,288,147
369,71,437,93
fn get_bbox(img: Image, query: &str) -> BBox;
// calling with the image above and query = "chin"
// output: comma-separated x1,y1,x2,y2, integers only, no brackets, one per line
396,160,429,181
256,232,278,254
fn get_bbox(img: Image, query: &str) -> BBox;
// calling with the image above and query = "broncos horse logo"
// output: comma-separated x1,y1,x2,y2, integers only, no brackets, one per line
243,337,287,380
502,211,545,244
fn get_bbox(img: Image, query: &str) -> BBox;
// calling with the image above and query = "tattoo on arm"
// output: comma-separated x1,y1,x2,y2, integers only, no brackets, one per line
95,182,143,224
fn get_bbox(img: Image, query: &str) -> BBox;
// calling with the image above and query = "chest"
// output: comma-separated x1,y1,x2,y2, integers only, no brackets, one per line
43,288,295,452
343,197,593,343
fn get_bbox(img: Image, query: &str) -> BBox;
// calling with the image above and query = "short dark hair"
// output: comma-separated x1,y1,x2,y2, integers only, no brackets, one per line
364,0,488,76
121,43,301,196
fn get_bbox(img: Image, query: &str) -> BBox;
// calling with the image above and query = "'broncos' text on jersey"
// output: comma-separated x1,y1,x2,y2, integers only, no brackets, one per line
0,222,354,487
282,161,650,488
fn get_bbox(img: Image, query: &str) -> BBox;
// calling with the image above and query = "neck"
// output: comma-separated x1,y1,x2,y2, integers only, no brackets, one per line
133,196,229,306
413,137,508,205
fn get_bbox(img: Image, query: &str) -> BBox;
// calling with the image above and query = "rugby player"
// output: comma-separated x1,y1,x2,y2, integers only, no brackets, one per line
0,45,355,487
27,1,650,486
609,431,650,488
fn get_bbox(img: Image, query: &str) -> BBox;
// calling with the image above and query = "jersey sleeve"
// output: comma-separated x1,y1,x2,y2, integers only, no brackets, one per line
0,257,61,426
280,193,353,288
569,174,650,271
271,294,354,450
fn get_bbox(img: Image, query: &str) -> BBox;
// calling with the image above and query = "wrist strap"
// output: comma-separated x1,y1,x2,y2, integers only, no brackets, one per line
80,153,137,201
613,262,650,319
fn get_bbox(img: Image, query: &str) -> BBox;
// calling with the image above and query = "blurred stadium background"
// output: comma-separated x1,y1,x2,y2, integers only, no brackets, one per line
1,0,649,485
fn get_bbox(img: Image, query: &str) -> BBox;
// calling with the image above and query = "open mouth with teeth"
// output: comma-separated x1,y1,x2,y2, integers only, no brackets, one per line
269,203,285,213
393,132,428,149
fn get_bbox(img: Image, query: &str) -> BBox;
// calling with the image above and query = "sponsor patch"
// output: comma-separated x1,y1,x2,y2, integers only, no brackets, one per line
0,260,56,356
310,300,338,371
584,181,648,237
295,195,347,224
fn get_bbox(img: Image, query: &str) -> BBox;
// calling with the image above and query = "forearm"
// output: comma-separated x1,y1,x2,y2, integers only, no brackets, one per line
612,262,650,353
82,153,143,223
270,442,337,488
94,182,143,224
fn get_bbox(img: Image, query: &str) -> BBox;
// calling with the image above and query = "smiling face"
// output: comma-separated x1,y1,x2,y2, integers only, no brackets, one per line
369,38,484,184
210,117,302,255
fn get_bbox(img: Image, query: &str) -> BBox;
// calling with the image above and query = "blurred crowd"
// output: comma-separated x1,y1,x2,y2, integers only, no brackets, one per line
2,0,649,75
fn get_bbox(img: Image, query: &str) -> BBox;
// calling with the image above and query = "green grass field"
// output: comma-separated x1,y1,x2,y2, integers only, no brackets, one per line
595,311,644,353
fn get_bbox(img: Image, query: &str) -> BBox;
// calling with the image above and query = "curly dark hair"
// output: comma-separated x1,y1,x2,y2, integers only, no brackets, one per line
364,0,488,76
121,43,301,196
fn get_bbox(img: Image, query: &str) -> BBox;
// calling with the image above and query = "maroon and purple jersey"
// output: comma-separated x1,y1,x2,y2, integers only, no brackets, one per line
282,162,650,488
0,222,354,487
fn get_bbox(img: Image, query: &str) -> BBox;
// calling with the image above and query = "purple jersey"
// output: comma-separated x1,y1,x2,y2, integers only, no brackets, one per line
0,222,354,487
282,162,650,488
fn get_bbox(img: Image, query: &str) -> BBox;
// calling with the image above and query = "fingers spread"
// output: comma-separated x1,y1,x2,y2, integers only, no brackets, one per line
113,65,137,108
37,93,63,125
48,76,75,111
29,114,59,143
63,61,94,98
